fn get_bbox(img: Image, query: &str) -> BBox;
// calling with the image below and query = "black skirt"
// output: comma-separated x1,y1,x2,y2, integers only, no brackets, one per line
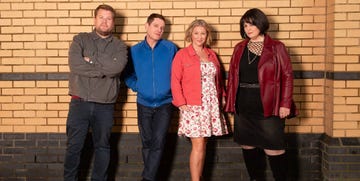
234,87,285,150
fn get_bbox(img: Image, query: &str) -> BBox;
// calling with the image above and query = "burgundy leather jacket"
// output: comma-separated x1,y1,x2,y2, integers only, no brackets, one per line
224,35,294,117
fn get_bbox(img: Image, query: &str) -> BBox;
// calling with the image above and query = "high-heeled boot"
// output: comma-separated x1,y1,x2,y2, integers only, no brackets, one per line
242,148,266,181
268,153,287,181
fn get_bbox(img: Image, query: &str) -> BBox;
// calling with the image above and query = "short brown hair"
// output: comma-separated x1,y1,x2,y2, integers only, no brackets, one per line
94,4,116,19
146,13,166,25
185,19,213,46
240,8,269,39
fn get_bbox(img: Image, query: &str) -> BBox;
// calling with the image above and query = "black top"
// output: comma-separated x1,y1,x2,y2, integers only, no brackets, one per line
239,46,260,83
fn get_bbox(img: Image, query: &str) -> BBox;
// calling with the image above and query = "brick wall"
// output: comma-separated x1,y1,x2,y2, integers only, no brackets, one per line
0,132,326,181
2,0,359,136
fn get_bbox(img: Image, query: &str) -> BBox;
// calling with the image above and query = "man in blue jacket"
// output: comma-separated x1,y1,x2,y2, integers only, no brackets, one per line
124,13,178,181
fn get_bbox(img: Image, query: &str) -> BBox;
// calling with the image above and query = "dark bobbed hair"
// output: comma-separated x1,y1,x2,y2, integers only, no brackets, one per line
185,19,212,47
147,13,166,25
240,8,269,39
94,4,116,19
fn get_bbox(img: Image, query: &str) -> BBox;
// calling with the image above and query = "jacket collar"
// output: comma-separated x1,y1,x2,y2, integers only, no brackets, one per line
90,29,113,42
258,34,275,68
142,36,163,50
187,44,211,57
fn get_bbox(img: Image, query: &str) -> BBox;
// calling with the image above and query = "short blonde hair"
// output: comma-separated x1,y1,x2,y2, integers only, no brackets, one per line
185,19,212,46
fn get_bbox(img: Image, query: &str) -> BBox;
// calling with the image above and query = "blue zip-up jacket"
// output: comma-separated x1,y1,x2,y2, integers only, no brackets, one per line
124,38,178,107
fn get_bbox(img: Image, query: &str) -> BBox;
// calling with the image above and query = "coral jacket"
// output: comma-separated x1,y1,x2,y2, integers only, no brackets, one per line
224,35,294,117
171,45,224,107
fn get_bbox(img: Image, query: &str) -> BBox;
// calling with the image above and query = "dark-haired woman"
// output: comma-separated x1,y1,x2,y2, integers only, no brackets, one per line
225,8,296,181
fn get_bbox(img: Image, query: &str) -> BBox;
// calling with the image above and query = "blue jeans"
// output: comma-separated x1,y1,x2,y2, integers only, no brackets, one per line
137,103,173,181
64,98,114,181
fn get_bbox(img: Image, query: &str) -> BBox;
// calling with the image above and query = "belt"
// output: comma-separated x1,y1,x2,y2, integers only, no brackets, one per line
239,83,260,88
71,95,82,100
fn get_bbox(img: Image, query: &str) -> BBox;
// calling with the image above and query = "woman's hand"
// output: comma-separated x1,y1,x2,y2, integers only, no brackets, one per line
179,105,189,111
279,107,290,119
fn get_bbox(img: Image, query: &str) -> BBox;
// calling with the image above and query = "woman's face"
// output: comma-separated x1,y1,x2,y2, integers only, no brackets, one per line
244,22,262,41
191,26,207,47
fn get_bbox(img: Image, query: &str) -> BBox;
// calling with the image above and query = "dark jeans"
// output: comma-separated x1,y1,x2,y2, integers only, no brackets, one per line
137,103,173,181
64,98,114,181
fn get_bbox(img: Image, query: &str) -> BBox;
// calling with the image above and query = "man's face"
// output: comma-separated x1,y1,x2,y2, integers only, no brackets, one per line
94,9,114,37
145,18,165,42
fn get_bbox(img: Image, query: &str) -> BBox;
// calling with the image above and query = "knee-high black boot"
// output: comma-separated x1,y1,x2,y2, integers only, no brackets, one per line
268,153,287,181
242,148,266,181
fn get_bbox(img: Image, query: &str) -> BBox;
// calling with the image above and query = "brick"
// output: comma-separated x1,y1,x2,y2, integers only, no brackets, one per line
24,118,46,125
346,130,360,137
36,111,58,118
35,50,58,57
208,9,231,16
185,9,208,16
24,103,46,110
13,81,35,88
1,27,23,34
2,57,24,65
46,10,69,17
334,122,358,129
125,125,139,133
219,1,242,8
127,2,149,9
36,96,58,102
13,34,35,42
36,126,59,132
12,19,35,26
47,118,66,125
34,3,57,10
172,2,195,9
280,8,302,15
24,26,46,33
150,2,172,9
69,10,91,17
2,89,24,95
1,11,22,18
162,10,185,17
303,8,326,15
334,88,358,96
14,125,35,132
13,66,36,73
23,10,46,18
346,114,360,121
69,26,92,33
1,42,24,49
197,1,219,8
58,18,81,25
348,12,360,20
13,111,36,118
243,1,266,8
47,42,69,49
2,118,24,125
35,19,58,25
23,42,46,50
0,34,12,41
47,58,68,65
47,103,68,110
333,105,358,113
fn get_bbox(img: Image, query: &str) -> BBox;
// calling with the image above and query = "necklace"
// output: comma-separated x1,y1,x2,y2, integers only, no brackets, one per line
247,41,263,64
247,49,257,64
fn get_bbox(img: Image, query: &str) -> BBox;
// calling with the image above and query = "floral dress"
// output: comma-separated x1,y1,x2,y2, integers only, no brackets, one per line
178,61,228,138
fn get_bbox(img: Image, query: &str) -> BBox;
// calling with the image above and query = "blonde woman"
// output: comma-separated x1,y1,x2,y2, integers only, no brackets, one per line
171,19,228,181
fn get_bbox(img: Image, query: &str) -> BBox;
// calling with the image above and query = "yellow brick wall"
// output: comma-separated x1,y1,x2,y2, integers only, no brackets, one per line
0,0,359,137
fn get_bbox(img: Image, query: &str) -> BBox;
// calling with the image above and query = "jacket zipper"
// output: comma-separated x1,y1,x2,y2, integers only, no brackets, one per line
152,50,156,107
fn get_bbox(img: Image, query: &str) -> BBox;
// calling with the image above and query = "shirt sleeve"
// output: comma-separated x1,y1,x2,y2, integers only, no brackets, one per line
68,34,104,78
171,51,186,107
